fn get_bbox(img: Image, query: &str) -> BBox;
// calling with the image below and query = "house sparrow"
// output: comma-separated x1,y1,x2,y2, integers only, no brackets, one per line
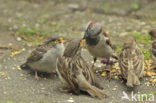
83,20,114,79
56,39,107,99
21,36,67,80
149,30,156,68
119,36,144,87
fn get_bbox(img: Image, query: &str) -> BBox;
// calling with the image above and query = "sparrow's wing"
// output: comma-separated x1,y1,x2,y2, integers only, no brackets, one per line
134,47,144,77
57,55,98,93
26,45,48,64
57,56,80,93
151,41,156,59
103,32,112,47
75,56,98,86
119,49,129,77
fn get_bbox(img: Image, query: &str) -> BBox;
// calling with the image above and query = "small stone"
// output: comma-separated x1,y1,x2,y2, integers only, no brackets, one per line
112,88,117,91
17,37,22,41
13,25,18,29
3,92,7,94
20,74,24,77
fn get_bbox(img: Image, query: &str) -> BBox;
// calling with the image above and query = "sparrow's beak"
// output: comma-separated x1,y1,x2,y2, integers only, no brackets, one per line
55,38,68,44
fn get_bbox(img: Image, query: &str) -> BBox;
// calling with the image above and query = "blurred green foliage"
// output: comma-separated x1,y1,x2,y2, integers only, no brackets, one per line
132,3,139,10
129,32,151,46
15,28,50,46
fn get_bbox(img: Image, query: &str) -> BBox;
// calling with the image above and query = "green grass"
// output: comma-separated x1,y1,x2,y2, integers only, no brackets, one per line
15,28,50,46
128,32,151,46
0,101,14,103
132,3,139,11
116,46,122,54
141,48,151,60
16,28,49,36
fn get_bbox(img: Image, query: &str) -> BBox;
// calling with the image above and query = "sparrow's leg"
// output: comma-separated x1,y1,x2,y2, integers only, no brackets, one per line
59,87,73,93
107,59,113,80
91,57,97,70
35,71,40,80
52,70,58,75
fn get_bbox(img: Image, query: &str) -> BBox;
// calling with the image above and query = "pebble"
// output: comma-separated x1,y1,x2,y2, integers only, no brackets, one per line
112,88,117,91
20,74,24,77
3,92,7,94
17,37,22,41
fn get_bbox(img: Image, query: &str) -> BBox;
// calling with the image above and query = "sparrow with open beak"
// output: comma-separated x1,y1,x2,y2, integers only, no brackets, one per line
83,20,114,79
149,30,156,69
119,36,144,87
56,39,107,99
21,36,67,80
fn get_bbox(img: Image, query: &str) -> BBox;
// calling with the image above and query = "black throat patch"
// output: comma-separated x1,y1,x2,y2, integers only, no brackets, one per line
86,36,100,46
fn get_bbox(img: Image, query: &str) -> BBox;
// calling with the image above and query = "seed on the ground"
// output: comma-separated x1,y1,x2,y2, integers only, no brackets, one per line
40,88,46,90
12,67,15,70
1,73,6,76
17,66,21,70
18,90,22,93
20,74,24,77
112,88,117,91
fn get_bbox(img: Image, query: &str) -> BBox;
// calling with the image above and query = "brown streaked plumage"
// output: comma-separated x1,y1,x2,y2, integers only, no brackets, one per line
149,30,156,62
119,36,144,87
56,39,107,99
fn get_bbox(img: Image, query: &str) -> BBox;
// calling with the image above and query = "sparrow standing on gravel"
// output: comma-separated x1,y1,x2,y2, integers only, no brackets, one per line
21,36,67,80
149,30,156,63
119,36,144,87
56,39,107,99
83,20,114,79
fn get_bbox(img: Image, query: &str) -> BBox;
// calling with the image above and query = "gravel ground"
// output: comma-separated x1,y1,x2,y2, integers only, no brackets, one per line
0,0,156,103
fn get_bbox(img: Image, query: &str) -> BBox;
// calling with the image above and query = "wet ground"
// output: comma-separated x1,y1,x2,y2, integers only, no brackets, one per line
0,0,156,103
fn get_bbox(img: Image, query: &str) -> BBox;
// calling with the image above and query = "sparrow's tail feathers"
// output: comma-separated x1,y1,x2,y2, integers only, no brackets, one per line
77,74,107,99
126,71,140,87
87,84,107,99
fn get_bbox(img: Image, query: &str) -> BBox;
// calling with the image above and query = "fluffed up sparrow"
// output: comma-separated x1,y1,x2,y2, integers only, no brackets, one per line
21,36,67,80
56,38,107,99
119,36,144,87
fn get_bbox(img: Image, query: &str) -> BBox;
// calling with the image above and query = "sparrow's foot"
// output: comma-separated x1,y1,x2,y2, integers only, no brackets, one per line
52,70,58,75
59,87,73,93
107,65,112,80
35,71,40,80
91,63,95,71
